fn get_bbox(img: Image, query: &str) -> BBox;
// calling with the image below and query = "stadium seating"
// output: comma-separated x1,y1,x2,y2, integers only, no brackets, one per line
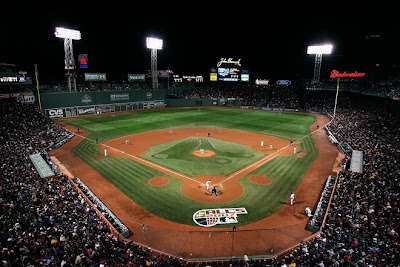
1,88,399,266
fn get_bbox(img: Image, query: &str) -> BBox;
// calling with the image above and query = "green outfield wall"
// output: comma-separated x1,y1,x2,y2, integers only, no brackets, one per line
40,89,167,118
40,89,166,109
164,98,216,107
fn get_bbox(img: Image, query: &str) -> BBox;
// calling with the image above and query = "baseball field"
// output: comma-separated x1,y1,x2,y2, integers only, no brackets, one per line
60,108,319,226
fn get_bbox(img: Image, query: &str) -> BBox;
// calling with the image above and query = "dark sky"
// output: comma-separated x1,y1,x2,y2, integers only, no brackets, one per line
1,4,399,83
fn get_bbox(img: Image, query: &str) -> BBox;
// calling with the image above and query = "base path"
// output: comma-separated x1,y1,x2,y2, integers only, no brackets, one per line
100,128,298,203
51,112,343,259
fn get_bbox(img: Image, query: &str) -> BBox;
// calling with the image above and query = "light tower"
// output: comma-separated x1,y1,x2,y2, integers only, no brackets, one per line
307,44,333,83
146,37,163,89
54,27,81,91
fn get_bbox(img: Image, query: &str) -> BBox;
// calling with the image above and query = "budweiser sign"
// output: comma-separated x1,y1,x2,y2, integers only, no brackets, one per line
330,70,365,78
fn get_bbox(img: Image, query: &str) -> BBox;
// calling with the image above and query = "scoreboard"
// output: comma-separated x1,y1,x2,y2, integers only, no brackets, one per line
217,67,240,81
210,58,249,82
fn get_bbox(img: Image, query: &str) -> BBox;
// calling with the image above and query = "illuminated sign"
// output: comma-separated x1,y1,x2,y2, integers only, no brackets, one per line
84,73,107,82
128,74,145,81
255,79,269,85
217,58,241,67
210,73,217,81
276,80,291,86
218,68,240,81
0,76,18,82
241,74,249,82
78,54,88,68
330,70,365,78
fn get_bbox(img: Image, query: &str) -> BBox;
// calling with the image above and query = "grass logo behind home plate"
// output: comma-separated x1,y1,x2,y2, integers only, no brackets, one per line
193,208,248,227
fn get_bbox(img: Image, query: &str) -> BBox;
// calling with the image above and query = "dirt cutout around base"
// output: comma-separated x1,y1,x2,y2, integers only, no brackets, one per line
148,176,170,186
192,149,215,158
248,175,272,185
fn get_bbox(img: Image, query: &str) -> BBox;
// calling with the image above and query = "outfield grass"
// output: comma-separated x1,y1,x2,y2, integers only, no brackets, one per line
66,108,318,226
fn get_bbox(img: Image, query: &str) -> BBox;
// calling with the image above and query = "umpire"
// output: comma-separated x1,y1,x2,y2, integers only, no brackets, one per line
211,185,218,196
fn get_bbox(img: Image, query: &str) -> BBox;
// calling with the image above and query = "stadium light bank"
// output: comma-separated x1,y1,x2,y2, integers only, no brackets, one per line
146,37,163,89
307,44,333,84
54,27,81,92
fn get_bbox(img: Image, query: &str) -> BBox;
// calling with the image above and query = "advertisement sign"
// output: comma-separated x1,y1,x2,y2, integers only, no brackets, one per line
241,74,249,82
255,79,269,85
128,74,145,82
110,93,129,101
78,54,88,68
193,207,248,227
330,70,365,78
210,73,217,81
218,68,240,81
276,80,292,86
84,73,107,82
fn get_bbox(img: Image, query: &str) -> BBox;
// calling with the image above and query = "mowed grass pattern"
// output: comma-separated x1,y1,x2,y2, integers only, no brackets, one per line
139,137,265,176
66,108,319,226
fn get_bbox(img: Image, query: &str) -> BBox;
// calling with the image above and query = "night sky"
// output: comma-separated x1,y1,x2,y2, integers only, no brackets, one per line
1,4,399,83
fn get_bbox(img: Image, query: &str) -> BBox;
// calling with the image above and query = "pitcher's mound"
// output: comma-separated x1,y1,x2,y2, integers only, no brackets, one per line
192,150,215,158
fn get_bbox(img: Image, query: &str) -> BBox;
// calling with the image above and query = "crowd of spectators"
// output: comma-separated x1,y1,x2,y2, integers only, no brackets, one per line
1,87,399,266
0,103,191,266
176,83,301,109
270,92,400,266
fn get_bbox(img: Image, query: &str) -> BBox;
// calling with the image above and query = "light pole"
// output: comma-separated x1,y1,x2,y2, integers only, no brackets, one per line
146,37,163,89
307,44,333,84
54,27,81,91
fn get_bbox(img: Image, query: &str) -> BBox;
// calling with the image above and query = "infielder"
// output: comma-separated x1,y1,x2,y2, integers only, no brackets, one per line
294,147,297,154
261,140,264,147
269,144,273,151
201,148,205,155
104,148,107,157
206,179,211,191
290,192,295,205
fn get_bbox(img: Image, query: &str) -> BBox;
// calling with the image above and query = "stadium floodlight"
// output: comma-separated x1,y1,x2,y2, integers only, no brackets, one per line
54,27,81,40
307,44,333,55
146,37,163,50
54,27,81,91
307,44,333,83
146,37,163,89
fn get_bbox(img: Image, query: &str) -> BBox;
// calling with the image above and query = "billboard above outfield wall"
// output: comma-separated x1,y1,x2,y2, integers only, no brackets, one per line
84,73,107,81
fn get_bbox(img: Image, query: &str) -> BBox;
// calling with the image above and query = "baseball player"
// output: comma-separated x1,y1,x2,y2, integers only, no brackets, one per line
201,148,205,155
290,192,295,205
210,185,217,196
104,148,107,157
206,179,211,191
169,129,172,134
261,140,264,147
305,207,313,217
269,144,273,151
294,147,297,154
